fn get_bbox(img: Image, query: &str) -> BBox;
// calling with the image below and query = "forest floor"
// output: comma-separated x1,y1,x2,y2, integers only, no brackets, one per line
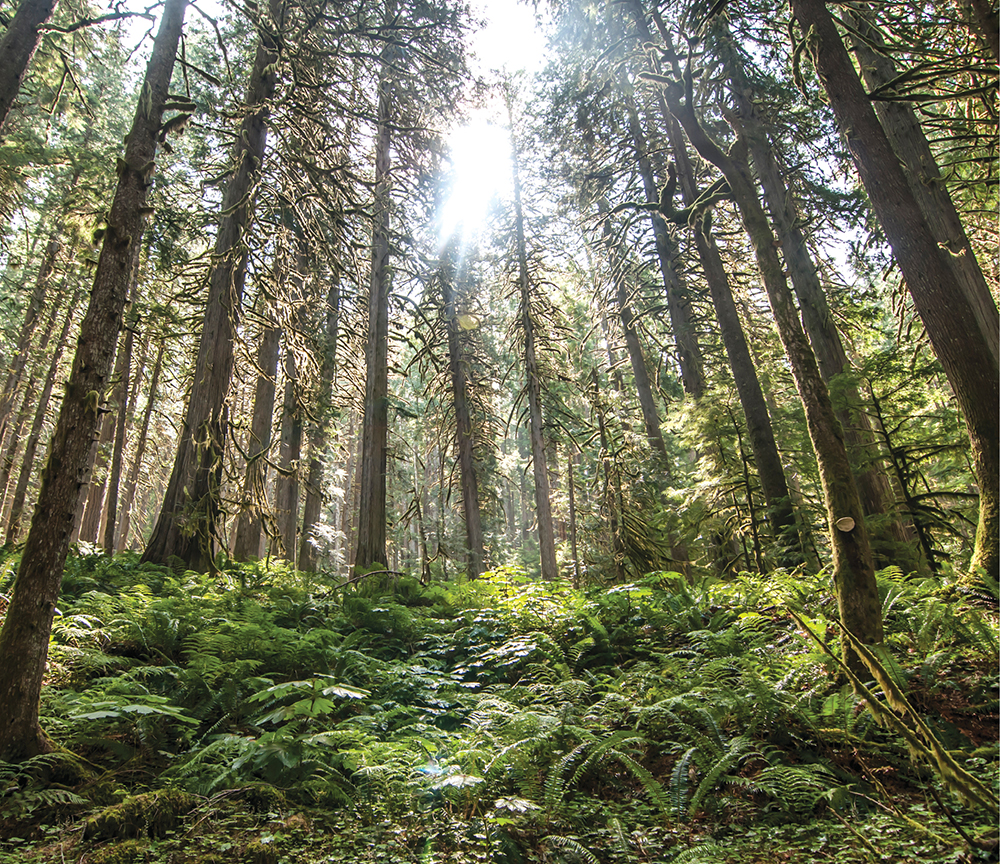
0,552,996,864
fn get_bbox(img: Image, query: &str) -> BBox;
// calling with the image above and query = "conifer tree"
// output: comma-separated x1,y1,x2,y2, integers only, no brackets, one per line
0,0,186,760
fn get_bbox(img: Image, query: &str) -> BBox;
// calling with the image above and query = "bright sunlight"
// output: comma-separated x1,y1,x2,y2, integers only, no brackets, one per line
438,114,512,243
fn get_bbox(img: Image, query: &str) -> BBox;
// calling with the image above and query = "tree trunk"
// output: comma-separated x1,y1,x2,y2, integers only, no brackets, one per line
591,369,626,581
842,8,998,364
355,12,394,571
719,34,921,572
101,306,137,553
232,321,280,561
274,333,302,564
662,108,804,565
509,103,558,582
441,244,486,578
6,287,82,545
299,276,341,571
0,0,185,761
0,0,59,135
116,339,164,553
594,198,670,462
660,70,884,652
623,92,706,398
622,2,805,566
0,287,64,516
0,233,60,447
790,0,1000,579
567,445,580,587
77,328,128,544
142,0,281,571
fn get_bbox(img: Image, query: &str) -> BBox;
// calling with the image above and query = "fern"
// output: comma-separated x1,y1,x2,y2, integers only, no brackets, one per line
730,764,837,815
670,746,697,819
671,842,731,863
543,834,601,864
687,735,759,816
792,611,999,812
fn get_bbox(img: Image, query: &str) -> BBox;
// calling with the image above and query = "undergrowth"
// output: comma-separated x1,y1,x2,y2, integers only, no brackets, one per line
0,552,996,863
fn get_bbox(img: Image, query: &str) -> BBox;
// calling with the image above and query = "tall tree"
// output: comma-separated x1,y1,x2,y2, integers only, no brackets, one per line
439,241,486,578
789,0,1000,578
143,0,283,570
0,0,59,135
115,338,165,553
713,21,920,570
274,328,303,563
507,88,559,582
5,286,82,544
232,316,281,561
354,1,396,570
642,22,883,651
0,0,185,760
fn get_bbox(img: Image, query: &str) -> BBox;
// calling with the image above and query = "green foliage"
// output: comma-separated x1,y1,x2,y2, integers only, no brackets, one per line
84,789,196,840
0,553,992,864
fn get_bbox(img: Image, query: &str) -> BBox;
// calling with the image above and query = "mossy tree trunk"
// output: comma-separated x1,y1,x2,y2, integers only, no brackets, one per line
440,242,486,579
790,0,999,580
232,319,281,561
658,68,884,652
142,0,282,571
355,11,394,571
0,0,185,761
718,30,923,573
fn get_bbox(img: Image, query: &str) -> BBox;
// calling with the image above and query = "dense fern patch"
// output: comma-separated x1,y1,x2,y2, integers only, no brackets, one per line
0,553,996,863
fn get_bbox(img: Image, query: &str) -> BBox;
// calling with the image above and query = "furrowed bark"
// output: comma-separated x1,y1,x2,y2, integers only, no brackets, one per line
790,0,1000,579
0,0,185,761
0,0,60,135
143,0,281,570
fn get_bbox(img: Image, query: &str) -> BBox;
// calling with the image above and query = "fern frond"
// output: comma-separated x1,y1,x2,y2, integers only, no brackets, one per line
792,611,999,813
543,834,600,864
688,735,758,815
670,746,697,818
613,751,671,819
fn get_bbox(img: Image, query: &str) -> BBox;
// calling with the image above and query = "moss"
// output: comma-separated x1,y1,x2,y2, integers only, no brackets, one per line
87,839,150,864
243,838,279,864
84,788,195,840
239,783,286,814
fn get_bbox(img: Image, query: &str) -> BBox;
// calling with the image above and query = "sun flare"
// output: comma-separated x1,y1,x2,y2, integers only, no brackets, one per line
438,116,512,243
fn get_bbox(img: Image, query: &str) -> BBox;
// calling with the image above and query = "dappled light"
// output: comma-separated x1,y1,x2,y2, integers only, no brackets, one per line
0,0,995,860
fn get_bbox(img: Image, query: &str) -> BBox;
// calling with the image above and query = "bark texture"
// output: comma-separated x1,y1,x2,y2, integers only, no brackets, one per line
790,0,1000,579
355,24,394,570
0,0,59,135
143,0,281,570
0,0,185,761
842,7,998,367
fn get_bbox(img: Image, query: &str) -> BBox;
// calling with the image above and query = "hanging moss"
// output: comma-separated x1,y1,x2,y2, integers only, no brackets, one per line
83,788,195,839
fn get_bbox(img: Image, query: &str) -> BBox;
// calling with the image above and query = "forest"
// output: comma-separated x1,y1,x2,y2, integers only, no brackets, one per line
0,0,996,861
